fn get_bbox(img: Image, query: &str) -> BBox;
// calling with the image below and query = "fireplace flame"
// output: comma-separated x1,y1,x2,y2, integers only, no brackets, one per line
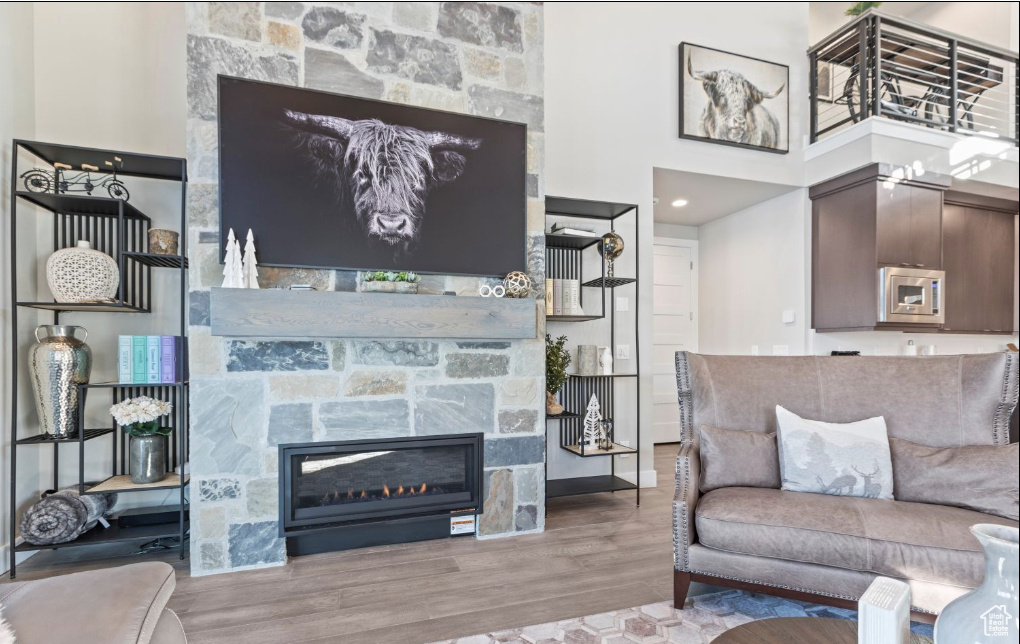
319,482,445,507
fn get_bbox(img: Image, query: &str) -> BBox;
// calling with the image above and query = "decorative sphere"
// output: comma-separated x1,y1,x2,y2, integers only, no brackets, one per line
503,271,533,298
598,232,625,262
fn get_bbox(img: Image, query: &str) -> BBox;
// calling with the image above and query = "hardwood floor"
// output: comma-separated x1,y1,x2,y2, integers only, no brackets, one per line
5,445,712,644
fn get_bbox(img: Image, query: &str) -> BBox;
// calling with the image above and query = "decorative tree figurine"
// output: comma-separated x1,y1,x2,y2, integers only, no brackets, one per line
242,228,259,289
221,228,241,288
583,394,602,449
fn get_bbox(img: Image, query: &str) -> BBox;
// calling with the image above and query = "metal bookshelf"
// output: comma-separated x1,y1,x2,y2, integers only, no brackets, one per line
7,140,189,578
544,197,641,506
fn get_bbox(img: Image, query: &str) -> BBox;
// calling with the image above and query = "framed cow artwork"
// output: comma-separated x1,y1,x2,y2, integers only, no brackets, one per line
678,43,790,154
218,76,527,277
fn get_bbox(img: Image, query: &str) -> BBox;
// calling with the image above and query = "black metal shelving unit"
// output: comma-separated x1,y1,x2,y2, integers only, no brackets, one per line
7,140,189,579
544,197,641,505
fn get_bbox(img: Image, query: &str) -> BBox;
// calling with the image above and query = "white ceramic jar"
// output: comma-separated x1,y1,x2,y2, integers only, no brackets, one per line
46,240,120,303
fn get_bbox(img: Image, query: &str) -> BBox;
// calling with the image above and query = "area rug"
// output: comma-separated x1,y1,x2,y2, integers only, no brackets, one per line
429,590,936,643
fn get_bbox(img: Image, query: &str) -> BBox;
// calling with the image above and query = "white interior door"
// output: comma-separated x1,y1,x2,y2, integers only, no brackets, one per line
653,241,697,444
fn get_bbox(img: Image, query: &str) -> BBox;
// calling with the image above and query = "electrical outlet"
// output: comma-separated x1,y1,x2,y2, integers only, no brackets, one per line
782,309,796,325
618,440,631,458
773,345,790,356
751,345,760,356
616,297,629,312
616,345,631,360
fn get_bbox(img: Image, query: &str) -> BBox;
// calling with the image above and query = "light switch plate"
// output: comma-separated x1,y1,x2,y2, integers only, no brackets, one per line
773,345,790,356
751,346,760,356
616,345,631,360
616,297,629,312
782,309,796,325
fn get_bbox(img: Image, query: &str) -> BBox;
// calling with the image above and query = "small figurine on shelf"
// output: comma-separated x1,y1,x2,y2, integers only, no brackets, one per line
242,229,260,289
221,228,244,288
599,419,614,451
20,157,130,200
583,394,602,449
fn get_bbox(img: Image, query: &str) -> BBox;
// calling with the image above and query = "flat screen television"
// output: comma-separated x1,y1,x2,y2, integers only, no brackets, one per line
218,76,527,277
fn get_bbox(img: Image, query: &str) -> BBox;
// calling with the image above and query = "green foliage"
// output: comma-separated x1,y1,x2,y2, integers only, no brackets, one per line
122,421,172,438
364,270,420,283
845,2,882,17
546,334,572,396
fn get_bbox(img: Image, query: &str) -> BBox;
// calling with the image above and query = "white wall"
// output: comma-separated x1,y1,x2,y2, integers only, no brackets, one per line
2,3,188,571
545,2,810,483
654,222,699,240
1,1,40,572
698,190,811,355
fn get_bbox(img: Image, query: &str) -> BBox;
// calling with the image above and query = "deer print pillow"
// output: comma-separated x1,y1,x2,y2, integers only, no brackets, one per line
775,406,894,500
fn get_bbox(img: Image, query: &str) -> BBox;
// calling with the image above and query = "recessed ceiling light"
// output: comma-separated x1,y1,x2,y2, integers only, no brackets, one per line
671,199,688,208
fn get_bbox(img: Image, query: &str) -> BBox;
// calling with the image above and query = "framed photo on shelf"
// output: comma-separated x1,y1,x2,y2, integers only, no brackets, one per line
678,43,790,154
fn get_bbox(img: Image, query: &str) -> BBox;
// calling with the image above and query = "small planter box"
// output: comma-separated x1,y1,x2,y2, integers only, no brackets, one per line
359,281,419,294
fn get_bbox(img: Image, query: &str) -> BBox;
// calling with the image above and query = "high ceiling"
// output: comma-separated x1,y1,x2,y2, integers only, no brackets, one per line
652,168,801,227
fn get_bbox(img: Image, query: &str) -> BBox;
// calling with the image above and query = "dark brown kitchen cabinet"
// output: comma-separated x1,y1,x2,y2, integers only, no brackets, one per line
942,197,1017,334
876,183,943,270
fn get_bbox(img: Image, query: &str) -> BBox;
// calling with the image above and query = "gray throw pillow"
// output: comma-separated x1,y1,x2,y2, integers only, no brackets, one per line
890,438,1019,521
776,406,895,500
698,425,781,493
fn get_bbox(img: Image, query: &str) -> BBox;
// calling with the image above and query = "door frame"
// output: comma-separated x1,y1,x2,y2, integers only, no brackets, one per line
653,237,699,353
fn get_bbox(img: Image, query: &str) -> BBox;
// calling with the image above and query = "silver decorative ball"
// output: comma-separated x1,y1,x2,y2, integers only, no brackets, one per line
503,271,533,298
598,232,625,262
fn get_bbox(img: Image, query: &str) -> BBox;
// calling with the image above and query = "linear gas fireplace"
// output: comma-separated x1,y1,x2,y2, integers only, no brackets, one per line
279,433,484,555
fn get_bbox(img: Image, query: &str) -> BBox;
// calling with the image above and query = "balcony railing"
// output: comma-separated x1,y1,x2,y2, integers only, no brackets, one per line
809,10,1019,145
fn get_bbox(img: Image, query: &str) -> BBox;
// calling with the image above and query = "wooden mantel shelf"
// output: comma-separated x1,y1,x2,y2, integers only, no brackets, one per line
209,288,537,340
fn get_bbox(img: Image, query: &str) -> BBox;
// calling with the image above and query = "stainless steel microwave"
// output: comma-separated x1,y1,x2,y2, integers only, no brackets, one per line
878,267,945,324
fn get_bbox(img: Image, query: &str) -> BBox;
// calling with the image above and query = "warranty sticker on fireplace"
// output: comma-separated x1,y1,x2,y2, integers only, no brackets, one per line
279,434,484,557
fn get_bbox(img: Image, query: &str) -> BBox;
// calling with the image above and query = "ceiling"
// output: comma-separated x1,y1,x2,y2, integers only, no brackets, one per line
652,168,801,227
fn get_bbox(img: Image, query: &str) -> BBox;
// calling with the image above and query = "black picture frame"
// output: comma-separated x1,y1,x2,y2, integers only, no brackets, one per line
678,43,790,154
217,75,528,278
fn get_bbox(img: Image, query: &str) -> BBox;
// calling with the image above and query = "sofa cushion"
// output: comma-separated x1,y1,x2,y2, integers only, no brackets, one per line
695,487,1019,588
698,425,780,493
890,438,1020,521
776,406,894,500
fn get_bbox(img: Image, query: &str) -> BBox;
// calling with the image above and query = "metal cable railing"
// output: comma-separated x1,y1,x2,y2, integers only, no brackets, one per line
809,9,1018,145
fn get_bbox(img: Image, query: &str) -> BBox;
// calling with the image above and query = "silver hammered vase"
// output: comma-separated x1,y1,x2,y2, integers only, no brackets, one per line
28,325,92,438
129,434,168,484
934,524,1019,643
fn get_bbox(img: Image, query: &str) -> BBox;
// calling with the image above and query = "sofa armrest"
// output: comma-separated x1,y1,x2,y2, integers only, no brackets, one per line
1,562,177,644
673,442,700,572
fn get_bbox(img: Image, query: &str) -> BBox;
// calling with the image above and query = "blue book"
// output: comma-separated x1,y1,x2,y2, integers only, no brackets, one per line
118,336,132,384
132,336,147,384
146,336,161,384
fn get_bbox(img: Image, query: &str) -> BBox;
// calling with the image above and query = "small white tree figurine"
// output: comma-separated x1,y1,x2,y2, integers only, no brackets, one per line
583,394,602,449
221,228,244,288
242,229,259,289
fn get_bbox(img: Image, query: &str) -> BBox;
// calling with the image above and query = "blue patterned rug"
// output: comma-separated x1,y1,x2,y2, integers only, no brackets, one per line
430,590,936,643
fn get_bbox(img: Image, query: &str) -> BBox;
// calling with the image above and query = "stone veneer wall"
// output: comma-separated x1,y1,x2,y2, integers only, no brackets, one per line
185,1,546,575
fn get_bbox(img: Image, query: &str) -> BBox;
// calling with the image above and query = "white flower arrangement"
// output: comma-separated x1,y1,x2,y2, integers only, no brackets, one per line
110,396,173,437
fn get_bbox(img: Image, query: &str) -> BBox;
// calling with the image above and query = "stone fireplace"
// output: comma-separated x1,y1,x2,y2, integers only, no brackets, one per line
185,2,546,575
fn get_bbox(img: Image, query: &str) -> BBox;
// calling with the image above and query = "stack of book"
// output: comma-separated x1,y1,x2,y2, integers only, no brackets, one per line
546,278,583,316
118,336,188,384
549,223,600,239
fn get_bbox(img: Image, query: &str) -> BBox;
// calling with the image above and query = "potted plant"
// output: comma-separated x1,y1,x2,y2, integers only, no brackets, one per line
110,396,173,484
546,334,571,415
359,271,421,294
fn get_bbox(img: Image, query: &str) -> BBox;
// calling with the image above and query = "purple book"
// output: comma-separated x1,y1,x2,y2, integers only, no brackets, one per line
160,336,176,383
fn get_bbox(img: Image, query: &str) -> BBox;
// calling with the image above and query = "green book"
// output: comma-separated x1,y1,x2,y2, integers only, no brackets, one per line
132,336,147,384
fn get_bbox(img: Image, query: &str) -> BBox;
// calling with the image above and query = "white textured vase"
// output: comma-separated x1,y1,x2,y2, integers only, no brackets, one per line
46,240,120,303
934,524,1019,643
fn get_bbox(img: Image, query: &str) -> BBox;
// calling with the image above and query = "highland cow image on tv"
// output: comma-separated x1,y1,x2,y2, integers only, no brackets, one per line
218,76,527,276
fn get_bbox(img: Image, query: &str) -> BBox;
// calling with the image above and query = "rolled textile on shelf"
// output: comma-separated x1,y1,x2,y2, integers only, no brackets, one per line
20,487,117,546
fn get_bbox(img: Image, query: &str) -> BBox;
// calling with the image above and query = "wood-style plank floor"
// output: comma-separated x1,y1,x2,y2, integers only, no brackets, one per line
6,445,716,643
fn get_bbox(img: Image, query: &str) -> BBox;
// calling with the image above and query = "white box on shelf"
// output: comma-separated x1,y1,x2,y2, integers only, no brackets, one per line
858,577,911,644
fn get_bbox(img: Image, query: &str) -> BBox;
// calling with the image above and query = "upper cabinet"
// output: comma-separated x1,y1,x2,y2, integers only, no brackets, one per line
811,164,952,332
942,194,1018,335
875,184,943,270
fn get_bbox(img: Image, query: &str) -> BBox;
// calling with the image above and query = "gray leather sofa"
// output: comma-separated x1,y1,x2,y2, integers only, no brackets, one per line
0,562,186,643
673,352,1019,621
